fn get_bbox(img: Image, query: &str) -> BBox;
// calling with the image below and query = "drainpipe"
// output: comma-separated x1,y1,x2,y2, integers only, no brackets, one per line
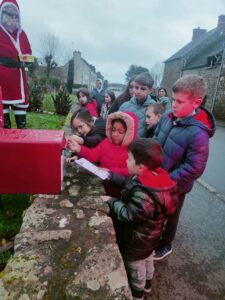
211,41,225,113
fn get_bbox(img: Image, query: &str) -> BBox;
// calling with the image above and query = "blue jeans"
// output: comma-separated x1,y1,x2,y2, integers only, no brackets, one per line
124,252,154,294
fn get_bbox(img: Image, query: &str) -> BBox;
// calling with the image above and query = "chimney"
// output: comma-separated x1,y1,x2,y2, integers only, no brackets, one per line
192,27,207,41
217,15,225,33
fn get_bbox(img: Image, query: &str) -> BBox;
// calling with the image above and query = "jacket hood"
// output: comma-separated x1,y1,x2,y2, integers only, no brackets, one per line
137,167,178,215
0,0,19,10
169,107,216,138
0,0,20,30
106,111,138,146
138,167,176,190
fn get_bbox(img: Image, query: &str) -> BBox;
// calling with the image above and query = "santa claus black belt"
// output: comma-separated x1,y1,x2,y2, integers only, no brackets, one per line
0,57,22,68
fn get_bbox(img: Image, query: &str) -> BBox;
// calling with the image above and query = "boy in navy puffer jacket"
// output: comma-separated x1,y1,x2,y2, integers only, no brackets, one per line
101,138,178,300
154,74,216,260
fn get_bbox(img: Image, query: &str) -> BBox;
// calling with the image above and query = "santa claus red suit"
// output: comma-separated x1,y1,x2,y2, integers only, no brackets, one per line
0,0,32,128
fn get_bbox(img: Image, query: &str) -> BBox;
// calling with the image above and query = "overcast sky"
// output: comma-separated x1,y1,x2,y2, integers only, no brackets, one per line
17,0,224,83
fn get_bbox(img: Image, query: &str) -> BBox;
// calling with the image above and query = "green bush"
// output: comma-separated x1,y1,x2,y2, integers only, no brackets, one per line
28,79,44,112
49,77,61,91
52,85,72,115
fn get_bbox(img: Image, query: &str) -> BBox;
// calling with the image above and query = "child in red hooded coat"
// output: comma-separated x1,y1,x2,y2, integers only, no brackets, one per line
67,111,138,197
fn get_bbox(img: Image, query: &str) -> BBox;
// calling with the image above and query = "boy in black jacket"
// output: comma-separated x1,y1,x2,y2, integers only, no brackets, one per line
101,138,178,300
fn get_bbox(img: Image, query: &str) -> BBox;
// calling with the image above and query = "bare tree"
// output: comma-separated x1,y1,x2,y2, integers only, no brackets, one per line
150,62,164,88
39,33,60,78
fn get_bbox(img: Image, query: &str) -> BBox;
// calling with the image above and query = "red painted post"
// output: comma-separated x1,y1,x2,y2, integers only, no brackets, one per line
0,86,3,128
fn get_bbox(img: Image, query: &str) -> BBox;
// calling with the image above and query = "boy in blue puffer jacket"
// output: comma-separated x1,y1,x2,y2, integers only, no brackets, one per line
101,138,178,300
153,74,216,260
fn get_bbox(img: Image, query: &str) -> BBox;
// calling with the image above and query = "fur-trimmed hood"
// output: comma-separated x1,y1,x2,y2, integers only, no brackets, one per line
106,111,138,146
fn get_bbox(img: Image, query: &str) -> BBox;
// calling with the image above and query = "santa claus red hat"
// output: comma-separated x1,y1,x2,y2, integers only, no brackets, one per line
0,0,19,10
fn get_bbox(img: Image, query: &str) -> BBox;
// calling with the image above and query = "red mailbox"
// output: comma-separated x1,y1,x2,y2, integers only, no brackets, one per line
0,129,66,194
0,87,3,128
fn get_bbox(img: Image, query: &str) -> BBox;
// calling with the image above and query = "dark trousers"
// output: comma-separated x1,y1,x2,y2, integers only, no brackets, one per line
159,192,186,247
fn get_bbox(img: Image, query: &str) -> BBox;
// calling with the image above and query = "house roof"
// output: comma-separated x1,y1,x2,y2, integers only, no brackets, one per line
165,28,218,63
184,34,225,69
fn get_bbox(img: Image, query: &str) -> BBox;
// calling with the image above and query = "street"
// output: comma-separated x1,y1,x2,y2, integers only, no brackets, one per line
148,182,225,300
148,123,225,299
201,124,225,196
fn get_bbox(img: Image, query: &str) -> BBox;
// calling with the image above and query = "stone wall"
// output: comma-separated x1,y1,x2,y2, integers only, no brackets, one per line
183,64,225,117
0,116,132,300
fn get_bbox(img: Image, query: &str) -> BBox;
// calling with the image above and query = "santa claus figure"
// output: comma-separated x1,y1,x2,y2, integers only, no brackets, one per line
0,0,32,128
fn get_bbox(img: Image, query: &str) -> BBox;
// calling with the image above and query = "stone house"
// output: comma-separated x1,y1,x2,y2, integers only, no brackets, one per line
63,50,103,92
161,15,225,119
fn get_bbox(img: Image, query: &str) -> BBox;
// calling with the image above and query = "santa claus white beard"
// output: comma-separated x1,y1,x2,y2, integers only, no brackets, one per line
2,15,20,33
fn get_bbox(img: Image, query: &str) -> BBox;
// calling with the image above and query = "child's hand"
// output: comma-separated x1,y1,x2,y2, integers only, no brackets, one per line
100,195,111,202
66,155,78,163
71,135,84,145
67,138,81,153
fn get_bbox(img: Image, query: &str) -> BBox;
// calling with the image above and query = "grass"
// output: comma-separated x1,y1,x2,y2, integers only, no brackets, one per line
10,111,66,129
42,93,77,113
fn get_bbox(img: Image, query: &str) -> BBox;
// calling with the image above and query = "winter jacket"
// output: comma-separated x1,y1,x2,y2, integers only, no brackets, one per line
91,87,106,114
107,168,178,260
154,107,216,193
82,117,106,148
119,95,155,137
79,111,138,175
80,98,98,117
0,0,32,111
158,96,171,111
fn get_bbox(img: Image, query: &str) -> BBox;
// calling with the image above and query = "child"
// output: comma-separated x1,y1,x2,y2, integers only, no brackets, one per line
77,88,98,117
153,74,216,260
145,102,165,138
69,108,106,148
100,90,115,119
100,138,178,300
119,72,155,137
68,111,138,197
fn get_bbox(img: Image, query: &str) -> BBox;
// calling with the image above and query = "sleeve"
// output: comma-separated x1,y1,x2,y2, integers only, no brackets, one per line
170,130,209,184
107,172,129,188
83,135,105,148
107,190,150,224
109,165,129,176
109,151,130,176
79,141,103,162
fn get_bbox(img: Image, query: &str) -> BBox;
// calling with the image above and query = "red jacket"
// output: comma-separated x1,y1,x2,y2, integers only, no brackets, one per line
0,0,32,107
79,111,138,175
80,99,98,117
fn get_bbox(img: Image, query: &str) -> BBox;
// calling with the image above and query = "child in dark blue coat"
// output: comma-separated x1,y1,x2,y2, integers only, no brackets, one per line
154,74,216,260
